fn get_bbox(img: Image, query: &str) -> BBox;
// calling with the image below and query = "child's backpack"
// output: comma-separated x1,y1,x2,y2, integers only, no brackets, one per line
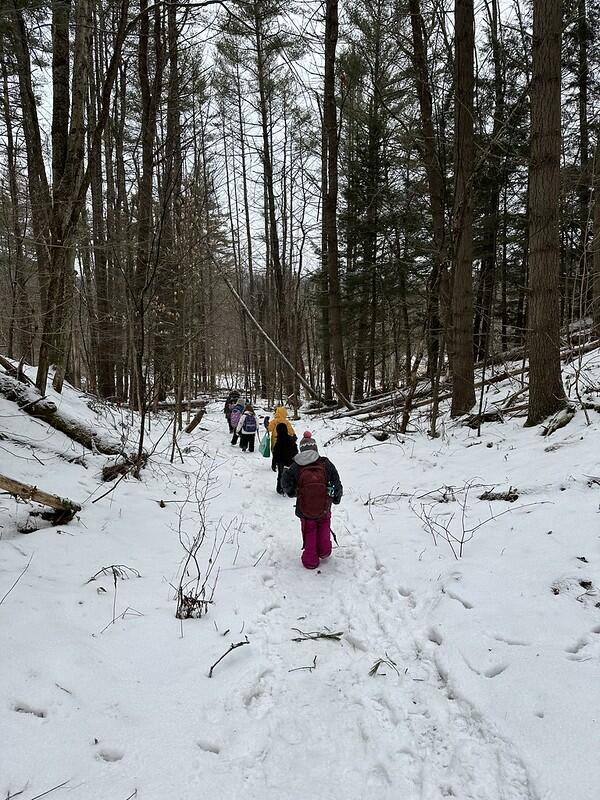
243,414,257,434
230,405,243,428
297,461,330,519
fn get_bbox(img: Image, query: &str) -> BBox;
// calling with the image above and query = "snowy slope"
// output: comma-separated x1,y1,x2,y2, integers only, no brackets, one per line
1,363,599,800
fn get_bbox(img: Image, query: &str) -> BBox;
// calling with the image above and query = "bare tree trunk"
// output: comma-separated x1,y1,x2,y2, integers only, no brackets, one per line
450,0,476,416
252,1,293,397
1,51,33,361
473,0,504,362
324,0,349,401
235,57,260,391
133,0,164,463
88,20,114,398
591,140,600,338
526,0,566,425
408,0,448,381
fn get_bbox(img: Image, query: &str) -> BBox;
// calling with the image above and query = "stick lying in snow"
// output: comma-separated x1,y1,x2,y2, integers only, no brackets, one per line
0,473,81,523
0,554,33,606
208,637,250,677
291,628,344,642
26,779,71,800
289,655,318,673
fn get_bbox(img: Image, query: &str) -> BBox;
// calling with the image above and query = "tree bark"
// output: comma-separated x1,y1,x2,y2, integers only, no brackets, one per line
591,140,600,338
451,0,476,416
252,1,293,397
323,0,350,401
526,0,566,425
408,0,448,381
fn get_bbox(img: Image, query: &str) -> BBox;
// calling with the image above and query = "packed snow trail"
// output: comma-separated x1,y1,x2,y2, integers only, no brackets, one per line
207,432,537,800
3,382,600,799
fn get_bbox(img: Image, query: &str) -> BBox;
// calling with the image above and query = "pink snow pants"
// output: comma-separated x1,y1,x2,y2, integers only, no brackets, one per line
300,513,332,569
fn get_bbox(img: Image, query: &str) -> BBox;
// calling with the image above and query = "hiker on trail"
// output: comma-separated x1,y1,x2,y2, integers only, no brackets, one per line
224,391,240,433
236,403,258,452
282,432,343,570
229,399,245,445
271,422,298,494
267,406,296,447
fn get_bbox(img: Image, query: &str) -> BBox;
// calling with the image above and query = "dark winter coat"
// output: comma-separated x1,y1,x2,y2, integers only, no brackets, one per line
282,456,343,519
271,423,298,469
224,393,240,419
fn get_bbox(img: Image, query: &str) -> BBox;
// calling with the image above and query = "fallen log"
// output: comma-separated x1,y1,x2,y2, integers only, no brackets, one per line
0,354,35,385
185,407,206,434
0,371,57,415
541,405,576,436
0,372,123,456
479,486,519,502
0,473,81,524
463,410,504,429
158,398,208,411
102,452,148,482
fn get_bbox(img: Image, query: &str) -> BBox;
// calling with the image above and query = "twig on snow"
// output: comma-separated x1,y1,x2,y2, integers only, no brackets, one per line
369,654,400,677
291,628,344,642
27,780,70,800
0,554,33,607
289,655,318,673
85,565,141,584
5,787,26,799
208,637,250,677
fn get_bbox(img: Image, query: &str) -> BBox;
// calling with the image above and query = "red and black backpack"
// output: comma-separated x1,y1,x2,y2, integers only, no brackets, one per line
297,460,330,520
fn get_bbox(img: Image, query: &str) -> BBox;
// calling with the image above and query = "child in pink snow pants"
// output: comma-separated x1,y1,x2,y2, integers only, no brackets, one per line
300,515,333,569
282,432,343,570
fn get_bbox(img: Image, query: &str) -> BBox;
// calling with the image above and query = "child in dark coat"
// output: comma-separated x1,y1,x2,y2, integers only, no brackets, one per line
271,422,298,494
224,391,240,433
282,432,343,570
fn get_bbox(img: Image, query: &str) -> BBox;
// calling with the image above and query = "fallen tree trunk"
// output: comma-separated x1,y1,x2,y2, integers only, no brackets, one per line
185,407,206,434
0,354,34,385
158,398,207,411
0,473,81,523
0,372,123,455
333,339,600,423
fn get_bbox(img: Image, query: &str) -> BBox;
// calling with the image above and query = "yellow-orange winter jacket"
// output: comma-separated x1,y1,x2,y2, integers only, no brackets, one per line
268,407,296,445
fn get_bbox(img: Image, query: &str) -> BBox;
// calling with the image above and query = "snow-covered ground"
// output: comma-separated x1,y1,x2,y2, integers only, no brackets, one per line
1,361,599,800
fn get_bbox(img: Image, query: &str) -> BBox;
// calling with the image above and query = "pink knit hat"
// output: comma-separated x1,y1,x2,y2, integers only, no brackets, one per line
299,431,318,455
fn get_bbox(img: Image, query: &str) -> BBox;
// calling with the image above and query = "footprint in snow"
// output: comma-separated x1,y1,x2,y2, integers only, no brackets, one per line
484,662,509,678
197,739,221,755
565,626,600,659
428,627,443,646
444,589,474,610
242,670,274,718
97,747,124,763
565,637,588,655
14,702,46,718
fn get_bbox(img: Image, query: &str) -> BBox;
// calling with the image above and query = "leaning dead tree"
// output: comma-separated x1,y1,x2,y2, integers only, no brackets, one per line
220,271,332,405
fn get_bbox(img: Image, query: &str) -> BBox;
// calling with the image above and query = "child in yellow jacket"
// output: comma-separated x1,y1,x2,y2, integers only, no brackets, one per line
267,406,296,446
